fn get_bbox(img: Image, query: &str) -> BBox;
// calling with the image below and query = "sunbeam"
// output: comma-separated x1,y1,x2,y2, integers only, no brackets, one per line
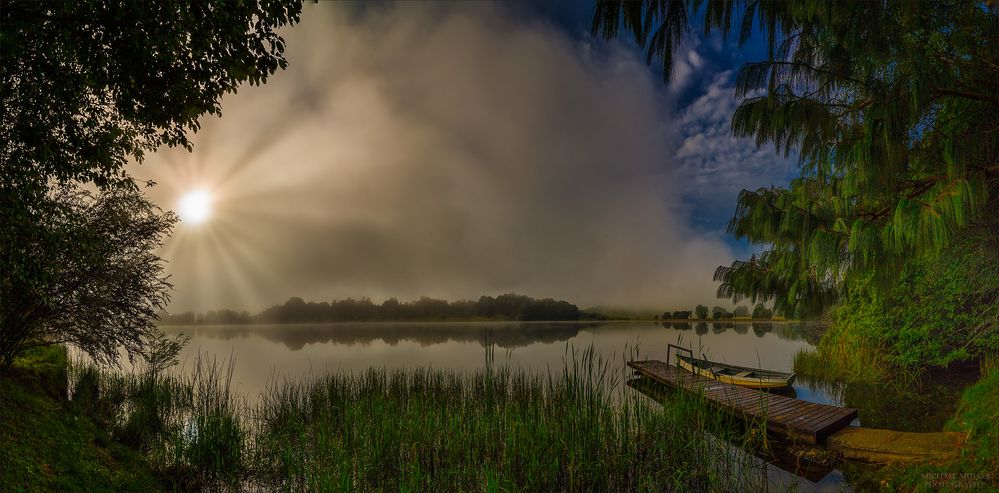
129,2,738,313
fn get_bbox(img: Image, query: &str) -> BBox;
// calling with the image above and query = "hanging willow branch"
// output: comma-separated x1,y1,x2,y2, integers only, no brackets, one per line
593,0,999,317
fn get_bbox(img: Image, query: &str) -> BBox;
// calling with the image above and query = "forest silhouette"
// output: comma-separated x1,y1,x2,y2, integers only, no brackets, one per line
160,293,586,325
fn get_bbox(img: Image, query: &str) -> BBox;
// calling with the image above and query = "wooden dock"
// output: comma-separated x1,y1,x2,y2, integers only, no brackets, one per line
628,360,858,444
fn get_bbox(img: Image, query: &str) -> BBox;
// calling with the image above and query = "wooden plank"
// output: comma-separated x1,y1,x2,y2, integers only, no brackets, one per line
793,407,846,430
814,412,858,443
759,399,801,416
720,394,763,409
769,402,821,423
710,389,756,403
727,395,767,409
821,409,859,431
785,404,837,422
783,408,837,431
808,408,858,433
729,394,772,410
628,359,858,445
712,386,760,401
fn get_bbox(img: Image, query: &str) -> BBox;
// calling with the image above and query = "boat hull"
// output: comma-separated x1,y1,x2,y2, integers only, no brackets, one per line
677,356,795,389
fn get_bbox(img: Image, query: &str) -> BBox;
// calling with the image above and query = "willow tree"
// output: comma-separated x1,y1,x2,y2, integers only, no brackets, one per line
594,1,999,318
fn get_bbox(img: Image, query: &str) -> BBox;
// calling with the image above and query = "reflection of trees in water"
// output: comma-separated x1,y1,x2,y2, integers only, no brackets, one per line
169,322,594,351
662,321,823,344
753,323,771,338
163,321,826,352
797,368,980,432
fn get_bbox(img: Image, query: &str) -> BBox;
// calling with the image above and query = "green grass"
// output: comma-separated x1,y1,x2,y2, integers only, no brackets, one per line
58,345,773,492
0,347,163,493
68,354,246,491
792,327,895,384
947,367,999,458
870,368,999,492
4,344,779,491
249,347,771,491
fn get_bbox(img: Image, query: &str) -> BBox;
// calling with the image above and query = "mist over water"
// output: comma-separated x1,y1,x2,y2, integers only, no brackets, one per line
134,2,736,313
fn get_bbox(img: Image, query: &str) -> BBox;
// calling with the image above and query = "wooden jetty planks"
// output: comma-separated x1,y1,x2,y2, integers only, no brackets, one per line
628,360,858,444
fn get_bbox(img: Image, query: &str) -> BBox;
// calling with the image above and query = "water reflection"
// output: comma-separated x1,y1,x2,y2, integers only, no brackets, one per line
660,321,822,344
163,321,822,352
753,323,771,338
168,321,591,350
159,321,820,405
797,365,981,432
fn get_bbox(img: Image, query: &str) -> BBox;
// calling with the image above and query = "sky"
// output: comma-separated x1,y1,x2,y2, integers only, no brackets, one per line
133,2,796,313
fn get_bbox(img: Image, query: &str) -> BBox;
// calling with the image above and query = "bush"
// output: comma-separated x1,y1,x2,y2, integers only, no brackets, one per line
798,220,999,380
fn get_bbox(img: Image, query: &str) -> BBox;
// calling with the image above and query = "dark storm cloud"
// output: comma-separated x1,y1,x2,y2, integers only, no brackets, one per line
137,2,737,312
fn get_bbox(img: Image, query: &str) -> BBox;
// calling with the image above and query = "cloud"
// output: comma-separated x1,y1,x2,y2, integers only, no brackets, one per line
135,2,737,312
668,37,706,93
672,71,796,230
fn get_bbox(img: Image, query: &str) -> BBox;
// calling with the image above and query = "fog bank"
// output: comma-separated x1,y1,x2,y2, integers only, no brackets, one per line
136,3,736,312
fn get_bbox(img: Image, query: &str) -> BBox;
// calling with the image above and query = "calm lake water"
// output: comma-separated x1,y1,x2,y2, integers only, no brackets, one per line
161,321,827,403
157,320,972,492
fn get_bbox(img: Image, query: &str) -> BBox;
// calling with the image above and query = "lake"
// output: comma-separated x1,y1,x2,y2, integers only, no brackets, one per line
161,320,828,403
157,320,973,492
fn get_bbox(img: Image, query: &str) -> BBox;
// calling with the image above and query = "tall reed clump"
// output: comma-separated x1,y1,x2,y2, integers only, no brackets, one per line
68,354,245,492
66,344,774,491
250,345,771,492
792,323,895,385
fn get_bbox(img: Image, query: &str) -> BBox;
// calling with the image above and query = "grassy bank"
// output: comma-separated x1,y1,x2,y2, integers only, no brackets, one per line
4,345,773,491
879,367,999,492
0,346,163,492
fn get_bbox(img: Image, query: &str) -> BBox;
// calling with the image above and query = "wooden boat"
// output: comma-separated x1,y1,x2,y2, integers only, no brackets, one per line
676,354,795,389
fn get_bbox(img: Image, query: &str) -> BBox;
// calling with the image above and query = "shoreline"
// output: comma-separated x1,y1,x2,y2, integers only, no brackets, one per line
156,318,805,327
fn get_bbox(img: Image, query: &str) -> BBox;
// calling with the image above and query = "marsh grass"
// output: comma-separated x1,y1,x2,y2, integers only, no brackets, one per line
69,354,246,491
794,347,986,433
793,342,897,385
67,344,774,492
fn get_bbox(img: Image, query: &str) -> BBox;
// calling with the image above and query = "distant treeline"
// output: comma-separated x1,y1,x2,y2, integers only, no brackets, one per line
159,293,592,325
661,304,775,321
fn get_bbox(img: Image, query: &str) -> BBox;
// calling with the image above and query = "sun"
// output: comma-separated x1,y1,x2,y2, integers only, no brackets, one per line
178,190,213,225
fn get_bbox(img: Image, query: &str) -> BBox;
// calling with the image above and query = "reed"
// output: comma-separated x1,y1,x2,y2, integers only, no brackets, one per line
68,345,774,492
793,340,895,385
69,354,246,491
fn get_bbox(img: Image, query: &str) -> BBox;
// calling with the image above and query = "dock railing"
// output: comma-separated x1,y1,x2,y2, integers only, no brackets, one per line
666,343,692,367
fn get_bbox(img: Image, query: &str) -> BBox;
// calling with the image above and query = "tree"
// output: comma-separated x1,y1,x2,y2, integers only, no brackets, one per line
752,304,773,320
594,1,999,318
711,306,727,320
1,0,302,368
694,304,709,320
694,305,708,320
1,0,302,196
733,305,749,317
0,185,176,371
